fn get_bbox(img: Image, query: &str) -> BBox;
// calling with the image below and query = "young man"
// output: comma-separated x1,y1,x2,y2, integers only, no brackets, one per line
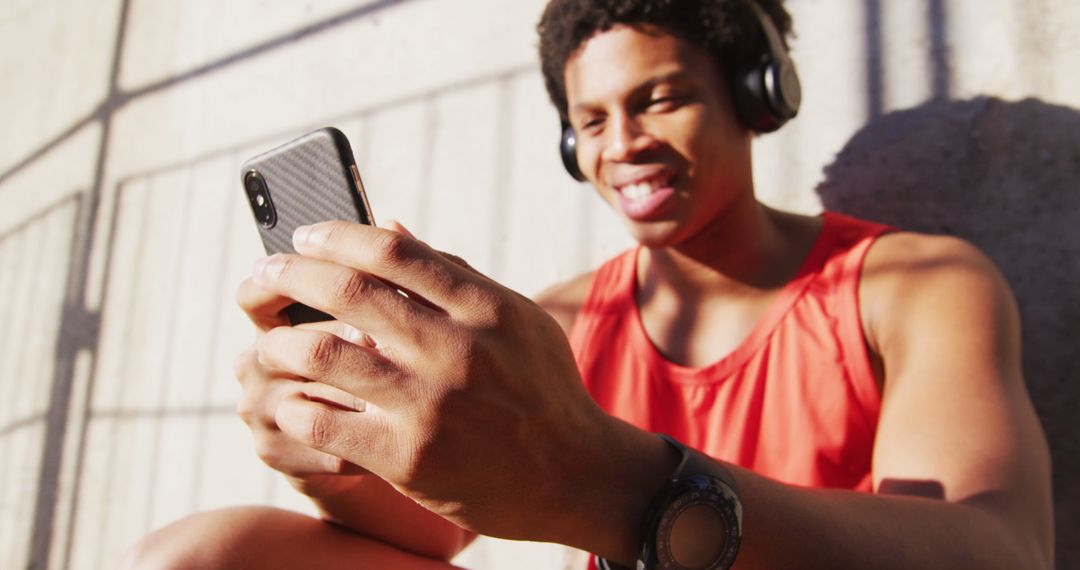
127,1,1053,568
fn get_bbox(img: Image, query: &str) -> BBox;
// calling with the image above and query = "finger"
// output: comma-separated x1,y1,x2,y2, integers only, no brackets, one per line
290,221,490,317
252,253,443,348
296,320,379,349
433,248,482,276
236,277,294,333
251,427,368,477
276,393,389,475
256,326,402,405
384,220,479,276
299,379,369,414
235,356,306,431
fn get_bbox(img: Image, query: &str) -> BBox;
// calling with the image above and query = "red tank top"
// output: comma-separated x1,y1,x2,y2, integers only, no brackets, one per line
569,212,890,491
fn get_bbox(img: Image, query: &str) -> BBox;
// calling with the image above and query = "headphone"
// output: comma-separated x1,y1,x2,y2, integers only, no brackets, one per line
559,0,802,182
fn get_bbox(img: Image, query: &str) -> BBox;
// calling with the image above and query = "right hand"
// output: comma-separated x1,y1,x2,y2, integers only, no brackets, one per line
234,278,371,498
233,220,421,498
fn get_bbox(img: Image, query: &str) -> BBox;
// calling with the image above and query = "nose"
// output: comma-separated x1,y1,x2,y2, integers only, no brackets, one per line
600,114,658,163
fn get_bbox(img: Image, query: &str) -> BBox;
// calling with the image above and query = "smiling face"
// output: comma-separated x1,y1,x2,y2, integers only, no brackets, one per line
564,25,755,248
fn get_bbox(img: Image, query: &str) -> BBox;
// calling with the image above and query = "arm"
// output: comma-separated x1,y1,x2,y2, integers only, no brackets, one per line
570,233,1054,569
249,221,1051,569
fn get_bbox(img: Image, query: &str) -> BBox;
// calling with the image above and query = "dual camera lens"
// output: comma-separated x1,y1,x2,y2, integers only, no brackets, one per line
243,170,277,228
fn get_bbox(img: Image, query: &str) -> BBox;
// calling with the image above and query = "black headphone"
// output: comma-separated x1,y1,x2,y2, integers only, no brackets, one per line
559,0,802,182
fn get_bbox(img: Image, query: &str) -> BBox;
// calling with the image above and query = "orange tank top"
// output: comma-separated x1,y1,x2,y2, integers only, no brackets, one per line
569,212,890,491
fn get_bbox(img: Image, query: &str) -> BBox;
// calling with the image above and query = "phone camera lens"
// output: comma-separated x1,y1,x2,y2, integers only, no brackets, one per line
244,171,277,229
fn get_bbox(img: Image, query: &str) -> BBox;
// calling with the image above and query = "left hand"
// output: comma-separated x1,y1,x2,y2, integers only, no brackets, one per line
249,220,609,541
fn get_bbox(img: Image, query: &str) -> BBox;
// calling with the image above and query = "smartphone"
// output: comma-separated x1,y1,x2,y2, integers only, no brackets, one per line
241,126,375,324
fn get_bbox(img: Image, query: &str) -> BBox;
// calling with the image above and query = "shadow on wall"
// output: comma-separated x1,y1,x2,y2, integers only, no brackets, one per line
815,96,1079,569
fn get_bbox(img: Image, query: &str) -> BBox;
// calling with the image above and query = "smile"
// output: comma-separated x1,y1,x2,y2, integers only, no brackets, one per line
611,171,677,220
614,172,676,202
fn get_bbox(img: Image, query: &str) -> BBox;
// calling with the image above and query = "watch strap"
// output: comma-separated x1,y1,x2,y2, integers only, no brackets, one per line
596,434,740,570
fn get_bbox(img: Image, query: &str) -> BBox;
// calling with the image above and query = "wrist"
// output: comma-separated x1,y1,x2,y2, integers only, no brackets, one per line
552,414,681,565
599,435,744,570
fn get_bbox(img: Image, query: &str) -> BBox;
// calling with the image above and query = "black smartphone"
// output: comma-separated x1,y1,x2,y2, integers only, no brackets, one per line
241,126,375,324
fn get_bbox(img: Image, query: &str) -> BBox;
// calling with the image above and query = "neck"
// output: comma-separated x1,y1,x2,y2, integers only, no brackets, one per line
639,196,820,300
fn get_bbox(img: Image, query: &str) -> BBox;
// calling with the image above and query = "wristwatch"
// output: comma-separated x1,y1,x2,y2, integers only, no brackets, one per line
597,434,743,570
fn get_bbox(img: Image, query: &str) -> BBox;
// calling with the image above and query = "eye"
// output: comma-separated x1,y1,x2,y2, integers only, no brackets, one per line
579,116,605,135
647,95,685,112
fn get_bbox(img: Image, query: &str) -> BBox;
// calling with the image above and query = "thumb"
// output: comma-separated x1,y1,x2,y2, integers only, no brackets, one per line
384,219,417,239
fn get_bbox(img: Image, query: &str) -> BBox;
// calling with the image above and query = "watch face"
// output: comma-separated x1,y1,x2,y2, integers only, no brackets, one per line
654,475,742,570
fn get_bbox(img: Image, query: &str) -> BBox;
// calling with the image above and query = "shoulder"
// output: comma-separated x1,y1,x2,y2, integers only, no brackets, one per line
861,231,1010,309
859,231,1019,378
533,270,597,339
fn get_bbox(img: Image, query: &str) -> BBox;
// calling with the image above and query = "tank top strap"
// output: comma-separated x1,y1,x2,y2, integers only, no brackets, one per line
819,212,893,429
569,247,638,350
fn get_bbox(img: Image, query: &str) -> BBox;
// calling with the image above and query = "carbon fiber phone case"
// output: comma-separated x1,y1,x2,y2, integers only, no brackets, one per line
241,127,374,323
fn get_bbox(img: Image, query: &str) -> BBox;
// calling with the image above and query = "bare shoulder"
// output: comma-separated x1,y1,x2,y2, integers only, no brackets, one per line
860,231,1017,351
533,270,597,338
864,231,1002,278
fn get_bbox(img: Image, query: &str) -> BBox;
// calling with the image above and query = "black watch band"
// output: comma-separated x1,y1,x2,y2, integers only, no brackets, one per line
596,434,742,570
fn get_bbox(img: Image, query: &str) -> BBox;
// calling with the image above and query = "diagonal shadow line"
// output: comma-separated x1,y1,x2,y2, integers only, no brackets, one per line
0,114,100,188
0,414,48,438
123,0,414,102
0,0,415,188
115,65,536,190
0,196,81,244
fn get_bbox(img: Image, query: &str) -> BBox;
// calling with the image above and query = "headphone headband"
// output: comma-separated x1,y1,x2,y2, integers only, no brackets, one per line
746,2,791,68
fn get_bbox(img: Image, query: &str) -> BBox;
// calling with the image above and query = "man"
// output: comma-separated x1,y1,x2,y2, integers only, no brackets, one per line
127,1,1053,568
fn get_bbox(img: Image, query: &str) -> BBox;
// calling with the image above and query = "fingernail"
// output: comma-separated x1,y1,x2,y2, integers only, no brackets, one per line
254,255,284,283
294,225,312,247
342,324,363,344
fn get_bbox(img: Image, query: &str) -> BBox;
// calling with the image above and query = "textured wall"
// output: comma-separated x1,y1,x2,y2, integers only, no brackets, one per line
0,0,1077,568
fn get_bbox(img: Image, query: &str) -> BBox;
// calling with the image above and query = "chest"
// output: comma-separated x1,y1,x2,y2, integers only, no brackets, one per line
636,289,783,368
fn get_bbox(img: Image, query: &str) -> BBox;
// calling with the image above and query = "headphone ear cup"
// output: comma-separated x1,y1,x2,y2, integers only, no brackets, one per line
769,60,802,121
732,2,802,133
732,59,800,133
560,121,586,182
733,62,782,133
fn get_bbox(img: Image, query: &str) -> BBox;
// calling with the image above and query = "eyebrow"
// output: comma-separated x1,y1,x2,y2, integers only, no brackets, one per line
569,69,694,115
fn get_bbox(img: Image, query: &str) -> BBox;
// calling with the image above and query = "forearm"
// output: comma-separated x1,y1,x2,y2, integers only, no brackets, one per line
731,469,1050,570
552,418,1049,570
307,475,476,561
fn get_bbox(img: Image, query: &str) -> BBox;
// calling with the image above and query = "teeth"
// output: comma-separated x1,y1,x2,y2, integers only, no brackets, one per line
618,176,669,202
624,183,654,201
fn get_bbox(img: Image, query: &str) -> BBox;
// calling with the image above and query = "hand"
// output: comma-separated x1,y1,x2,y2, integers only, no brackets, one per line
235,279,372,499
247,220,612,542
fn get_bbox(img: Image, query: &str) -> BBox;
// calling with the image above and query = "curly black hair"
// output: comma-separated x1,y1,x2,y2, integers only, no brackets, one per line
537,0,793,118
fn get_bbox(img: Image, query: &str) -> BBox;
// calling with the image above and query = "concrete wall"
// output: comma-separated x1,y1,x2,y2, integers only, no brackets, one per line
0,0,1076,568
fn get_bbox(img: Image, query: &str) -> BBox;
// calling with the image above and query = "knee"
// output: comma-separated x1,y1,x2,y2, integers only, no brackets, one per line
121,506,286,570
